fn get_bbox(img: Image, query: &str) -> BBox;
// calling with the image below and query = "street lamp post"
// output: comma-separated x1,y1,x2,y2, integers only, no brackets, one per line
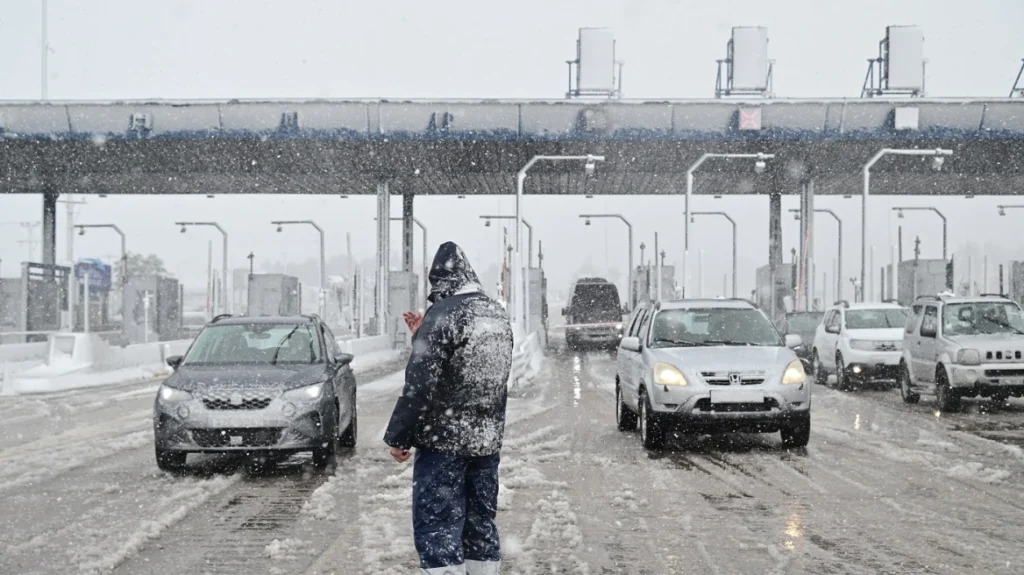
176,222,228,314
481,216,533,268
894,206,947,261
862,148,953,301
685,152,774,298
272,220,326,319
75,224,126,285
579,214,633,308
515,154,605,332
690,211,737,298
790,208,843,300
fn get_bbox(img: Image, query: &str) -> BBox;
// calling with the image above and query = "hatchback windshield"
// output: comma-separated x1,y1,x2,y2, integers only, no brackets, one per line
943,302,1024,336
182,323,323,365
845,308,908,329
650,308,783,347
570,283,621,323
786,312,823,332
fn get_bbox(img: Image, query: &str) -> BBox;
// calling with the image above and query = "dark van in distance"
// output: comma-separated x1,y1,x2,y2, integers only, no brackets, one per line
562,278,624,350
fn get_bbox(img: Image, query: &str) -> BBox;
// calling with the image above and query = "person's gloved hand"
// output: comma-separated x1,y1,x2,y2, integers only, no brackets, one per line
403,311,424,334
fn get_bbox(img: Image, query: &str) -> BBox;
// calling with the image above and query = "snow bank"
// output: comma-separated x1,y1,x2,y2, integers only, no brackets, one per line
508,322,543,392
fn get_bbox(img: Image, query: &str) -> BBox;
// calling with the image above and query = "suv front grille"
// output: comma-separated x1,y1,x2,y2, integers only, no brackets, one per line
985,350,1023,361
191,428,283,448
694,398,780,413
194,389,277,411
984,369,1024,378
701,371,766,386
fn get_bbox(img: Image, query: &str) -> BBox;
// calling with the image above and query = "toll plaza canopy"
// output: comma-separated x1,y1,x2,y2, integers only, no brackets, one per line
1,98,1024,198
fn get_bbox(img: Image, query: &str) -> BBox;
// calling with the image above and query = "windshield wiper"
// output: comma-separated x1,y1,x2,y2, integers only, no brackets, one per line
270,326,301,365
701,339,764,347
652,338,705,347
985,318,1024,335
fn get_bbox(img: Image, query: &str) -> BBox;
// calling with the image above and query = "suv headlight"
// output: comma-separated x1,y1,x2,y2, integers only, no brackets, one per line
654,363,687,386
782,360,807,385
283,383,325,400
956,349,982,366
849,339,874,351
158,385,192,402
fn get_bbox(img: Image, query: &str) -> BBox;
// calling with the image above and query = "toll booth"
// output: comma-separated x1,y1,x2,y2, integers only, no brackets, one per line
247,274,301,317
633,265,675,303
0,275,22,343
527,268,548,348
19,263,71,343
1011,262,1024,306
74,259,113,332
888,259,949,306
123,275,180,343
388,271,418,347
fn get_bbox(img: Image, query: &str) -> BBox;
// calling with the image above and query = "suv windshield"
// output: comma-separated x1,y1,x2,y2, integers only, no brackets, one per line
650,308,783,347
182,323,323,365
786,312,823,332
943,302,1024,336
845,309,908,329
569,283,620,323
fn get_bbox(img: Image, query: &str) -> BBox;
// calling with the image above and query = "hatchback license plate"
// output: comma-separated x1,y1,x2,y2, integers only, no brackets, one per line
229,436,243,446
710,389,764,404
207,413,260,428
1002,377,1023,386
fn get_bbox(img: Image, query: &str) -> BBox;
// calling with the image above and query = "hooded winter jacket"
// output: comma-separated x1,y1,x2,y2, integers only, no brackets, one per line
384,242,514,457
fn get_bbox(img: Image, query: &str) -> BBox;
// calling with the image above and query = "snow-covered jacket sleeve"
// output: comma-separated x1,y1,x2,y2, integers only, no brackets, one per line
383,305,451,450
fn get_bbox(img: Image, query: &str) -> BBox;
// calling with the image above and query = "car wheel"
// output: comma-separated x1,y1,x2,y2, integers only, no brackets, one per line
935,369,962,412
155,447,186,473
900,363,920,404
313,415,341,469
835,353,849,391
338,392,357,448
616,382,638,432
638,389,665,450
813,351,827,386
780,414,811,448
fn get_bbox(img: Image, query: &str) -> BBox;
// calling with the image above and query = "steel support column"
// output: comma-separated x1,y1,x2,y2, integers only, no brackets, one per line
800,179,815,311
42,185,58,269
768,190,783,322
402,192,414,273
375,182,391,335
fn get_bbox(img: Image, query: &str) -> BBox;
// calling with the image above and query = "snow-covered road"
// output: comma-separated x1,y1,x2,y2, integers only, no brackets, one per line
3,346,1024,574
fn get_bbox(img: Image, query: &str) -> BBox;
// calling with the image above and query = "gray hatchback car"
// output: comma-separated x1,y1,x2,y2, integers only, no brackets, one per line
615,299,811,449
153,315,357,471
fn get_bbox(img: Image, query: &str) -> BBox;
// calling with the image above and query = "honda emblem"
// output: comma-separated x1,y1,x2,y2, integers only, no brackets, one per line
729,373,742,385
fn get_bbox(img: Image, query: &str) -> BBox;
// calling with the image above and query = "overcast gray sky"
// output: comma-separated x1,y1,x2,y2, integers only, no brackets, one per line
2,0,1023,301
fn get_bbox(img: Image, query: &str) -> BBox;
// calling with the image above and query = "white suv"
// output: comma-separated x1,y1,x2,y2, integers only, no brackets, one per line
811,301,909,390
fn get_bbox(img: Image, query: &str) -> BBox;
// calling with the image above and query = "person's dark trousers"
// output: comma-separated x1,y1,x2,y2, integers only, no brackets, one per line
413,449,501,575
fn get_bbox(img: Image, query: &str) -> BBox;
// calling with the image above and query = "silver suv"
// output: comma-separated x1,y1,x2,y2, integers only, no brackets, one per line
900,294,1024,411
615,299,810,449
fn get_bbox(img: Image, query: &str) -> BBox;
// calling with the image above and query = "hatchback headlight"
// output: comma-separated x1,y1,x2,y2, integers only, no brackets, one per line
283,383,325,400
159,385,192,402
849,339,874,351
654,363,687,386
782,360,807,385
956,349,982,366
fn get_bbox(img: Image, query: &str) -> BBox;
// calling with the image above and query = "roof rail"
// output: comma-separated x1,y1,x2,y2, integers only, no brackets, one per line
882,298,901,304
915,295,940,301
211,313,232,323
980,293,1009,298
728,297,759,308
833,300,850,308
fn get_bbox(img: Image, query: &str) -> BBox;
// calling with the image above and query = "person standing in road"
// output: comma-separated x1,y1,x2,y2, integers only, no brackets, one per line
385,241,514,575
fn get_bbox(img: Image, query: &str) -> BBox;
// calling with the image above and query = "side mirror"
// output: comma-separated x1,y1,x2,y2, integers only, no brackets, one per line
337,352,354,366
920,324,937,338
166,355,183,370
620,336,642,353
825,324,841,335
784,334,803,349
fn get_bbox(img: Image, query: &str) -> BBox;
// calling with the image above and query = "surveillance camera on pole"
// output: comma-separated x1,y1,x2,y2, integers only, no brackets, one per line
754,160,767,174
931,155,945,171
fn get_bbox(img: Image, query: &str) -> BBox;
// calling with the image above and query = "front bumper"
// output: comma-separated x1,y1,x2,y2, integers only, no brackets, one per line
646,380,811,431
566,326,623,347
949,363,1024,396
843,349,902,380
154,391,337,453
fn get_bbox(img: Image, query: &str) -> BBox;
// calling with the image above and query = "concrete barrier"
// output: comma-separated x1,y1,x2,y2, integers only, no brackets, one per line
0,341,50,363
508,324,542,391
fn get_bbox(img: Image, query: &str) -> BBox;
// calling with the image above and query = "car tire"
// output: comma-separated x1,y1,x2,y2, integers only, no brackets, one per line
935,369,962,412
813,351,827,386
835,353,849,391
638,389,665,450
338,392,357,448
313,415,341,469
616,382,638,432
155,447,186,473
780,414,811,448
900,363,920,404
